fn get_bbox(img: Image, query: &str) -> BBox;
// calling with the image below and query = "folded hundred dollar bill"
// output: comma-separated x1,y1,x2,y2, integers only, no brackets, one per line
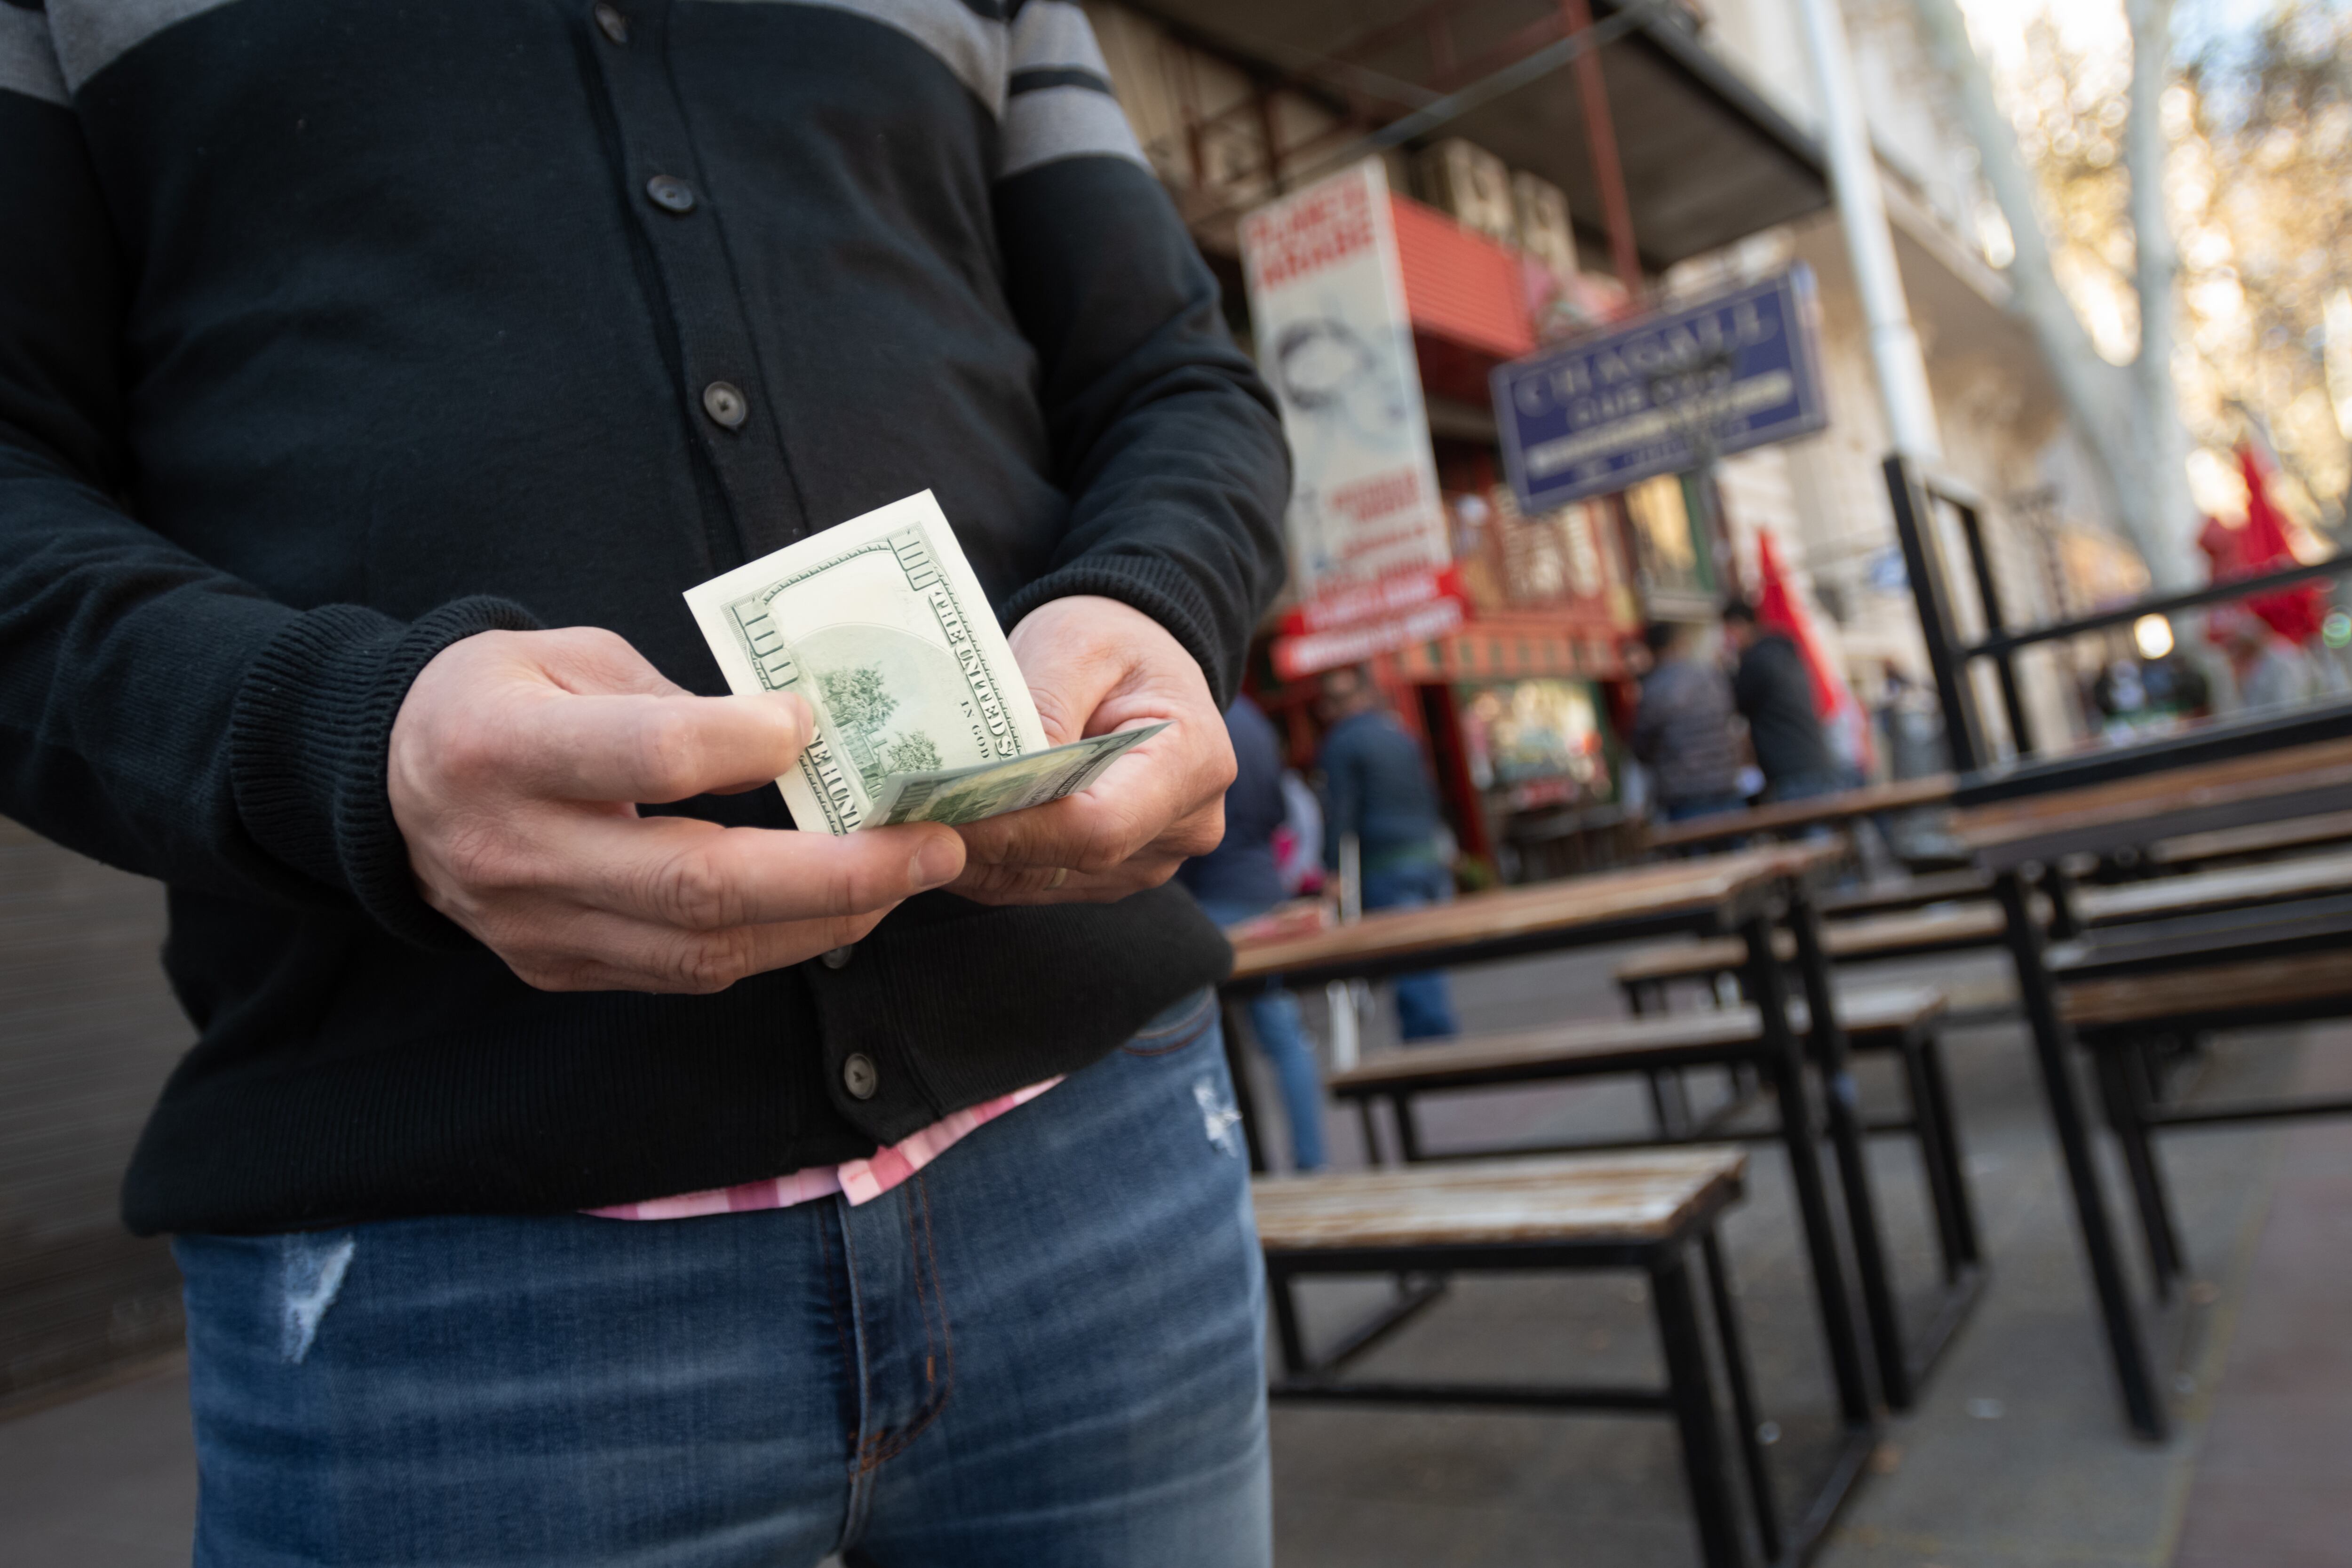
683,491,1164,834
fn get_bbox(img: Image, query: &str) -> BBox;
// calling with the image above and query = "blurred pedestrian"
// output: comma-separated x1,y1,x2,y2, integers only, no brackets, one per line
1631,621,1746,821
2216,606,2321,712
1723,598,1843,802
1181,696,1327,1170
1317,667,1458,1041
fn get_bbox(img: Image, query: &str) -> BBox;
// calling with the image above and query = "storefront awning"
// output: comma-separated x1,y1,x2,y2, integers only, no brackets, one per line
1386,614,1626,684
1126,0,1829,267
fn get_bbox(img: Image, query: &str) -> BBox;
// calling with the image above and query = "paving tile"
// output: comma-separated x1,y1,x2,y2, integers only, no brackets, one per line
4,948,2345,1568
2171,1044,2352,1568
0,1358,193,1568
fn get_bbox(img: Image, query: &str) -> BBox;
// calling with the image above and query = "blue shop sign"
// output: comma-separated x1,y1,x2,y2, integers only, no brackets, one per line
1493,268,1829,511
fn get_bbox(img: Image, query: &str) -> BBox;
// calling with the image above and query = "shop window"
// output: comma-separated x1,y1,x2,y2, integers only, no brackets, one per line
1456,677,1615,814
1622,474,1717,601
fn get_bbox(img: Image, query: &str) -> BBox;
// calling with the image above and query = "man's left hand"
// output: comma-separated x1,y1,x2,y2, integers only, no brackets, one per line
948,595,1233,904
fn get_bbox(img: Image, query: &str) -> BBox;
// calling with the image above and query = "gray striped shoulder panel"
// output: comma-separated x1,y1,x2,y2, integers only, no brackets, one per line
33,0,1144,176
0,3,68,105
1003,0,1143,175
46,0,236,96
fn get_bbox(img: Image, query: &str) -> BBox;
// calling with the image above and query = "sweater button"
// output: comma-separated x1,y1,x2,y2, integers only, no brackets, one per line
593,3,628,43
842,1053,879,1101
702,382,747,429
644,174,697,214
820,944,853,970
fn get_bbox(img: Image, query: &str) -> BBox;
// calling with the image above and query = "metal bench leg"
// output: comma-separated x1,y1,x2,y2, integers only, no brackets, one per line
1742,914,1879,1429
1654,1245,1750,1568
1356,1098,1386,1167
1897,1027,1972,1280
1392,1092,1425,1162
1788,894,1911,1410
2039,861,2082,941
1732,1059,1760,1100
1700,1229,1781,1566
1268,1259,1309,1378
1995,869,2167,1440
1913,1023,1983,1268
1669,1070,1698,1131
1646,1071,1682,1136
2091,1038,2185,1298
2136,1038,2170,1107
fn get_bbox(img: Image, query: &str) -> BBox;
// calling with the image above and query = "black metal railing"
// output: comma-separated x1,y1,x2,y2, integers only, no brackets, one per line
1885,453,2352,773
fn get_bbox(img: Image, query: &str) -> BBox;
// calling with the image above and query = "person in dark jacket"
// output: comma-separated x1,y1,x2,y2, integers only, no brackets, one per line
1316,667,1457,1040
1180,696,1325,1170
1724,599,1843,801
1632,621,1747,820
0,5,1288,1559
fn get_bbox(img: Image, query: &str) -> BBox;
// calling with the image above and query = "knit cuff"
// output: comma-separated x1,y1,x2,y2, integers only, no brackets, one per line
229,597,543,949
999,551,1241,707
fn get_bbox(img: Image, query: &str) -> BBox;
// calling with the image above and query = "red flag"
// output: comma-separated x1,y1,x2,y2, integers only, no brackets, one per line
2225,444,2324,645
1754,529,1871,771
1755,531,1836,716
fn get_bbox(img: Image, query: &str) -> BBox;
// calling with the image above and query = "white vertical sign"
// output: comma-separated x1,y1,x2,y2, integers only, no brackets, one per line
1240,159,1450,602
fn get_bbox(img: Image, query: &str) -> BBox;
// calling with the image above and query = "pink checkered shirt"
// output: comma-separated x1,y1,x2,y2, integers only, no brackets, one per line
586,1079,1062,1220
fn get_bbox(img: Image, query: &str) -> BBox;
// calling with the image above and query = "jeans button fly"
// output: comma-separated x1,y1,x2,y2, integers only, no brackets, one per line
842,1053,879,1101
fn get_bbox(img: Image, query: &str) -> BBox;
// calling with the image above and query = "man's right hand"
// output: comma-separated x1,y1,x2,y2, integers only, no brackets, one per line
387,628,966,993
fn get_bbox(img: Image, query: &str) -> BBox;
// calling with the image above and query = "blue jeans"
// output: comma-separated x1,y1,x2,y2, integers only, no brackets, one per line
1361,860,1459,1041
1764,772,1844,804
175,998,1269,1568
1198,897,1327,1171
1663,793,1749,822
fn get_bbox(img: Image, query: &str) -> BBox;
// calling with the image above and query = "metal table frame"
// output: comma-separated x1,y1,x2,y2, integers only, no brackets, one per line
1220,857,1886,1561
1264,1199,1783,1567
1957,737,2352,1441
1328,976,1982,1410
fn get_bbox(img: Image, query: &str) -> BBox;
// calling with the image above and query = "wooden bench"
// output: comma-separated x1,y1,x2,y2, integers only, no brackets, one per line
2146,806,2352,868
1256,1149,1780,1567
2060,947,2352,1306
1618,850,2352,1009
1642,773,1956,852
1615,904,2011,1012
1817,868,1990,920
1324,985,1980,1398
2072,845,2352,927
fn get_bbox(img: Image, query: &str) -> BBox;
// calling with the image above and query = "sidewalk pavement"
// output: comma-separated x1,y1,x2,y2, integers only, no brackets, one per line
3,946,2348,1567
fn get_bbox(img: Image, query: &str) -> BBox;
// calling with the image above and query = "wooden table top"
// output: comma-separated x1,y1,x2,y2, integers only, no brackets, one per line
1225,845,1828,984
1643,773,1956,850
1955,736,2352,869
1251,1148,1748,1250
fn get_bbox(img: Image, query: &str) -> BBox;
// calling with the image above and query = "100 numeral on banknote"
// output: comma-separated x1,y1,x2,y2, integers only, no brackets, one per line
683,492,1162,835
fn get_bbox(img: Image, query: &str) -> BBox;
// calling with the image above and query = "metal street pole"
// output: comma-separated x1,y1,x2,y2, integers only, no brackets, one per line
1792,0,1942,462
1794,0,1988,768
1561,0,1644,298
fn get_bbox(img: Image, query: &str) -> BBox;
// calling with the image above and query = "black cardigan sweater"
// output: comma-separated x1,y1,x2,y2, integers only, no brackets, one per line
0,0,1289,1234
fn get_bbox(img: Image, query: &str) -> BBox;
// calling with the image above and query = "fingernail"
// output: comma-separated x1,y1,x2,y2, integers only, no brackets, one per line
911,835,962,889
776,692,814,733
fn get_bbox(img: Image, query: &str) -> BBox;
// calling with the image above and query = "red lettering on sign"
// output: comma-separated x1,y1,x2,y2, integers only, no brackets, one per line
1327,470,1422,524
1243,178,1376,292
